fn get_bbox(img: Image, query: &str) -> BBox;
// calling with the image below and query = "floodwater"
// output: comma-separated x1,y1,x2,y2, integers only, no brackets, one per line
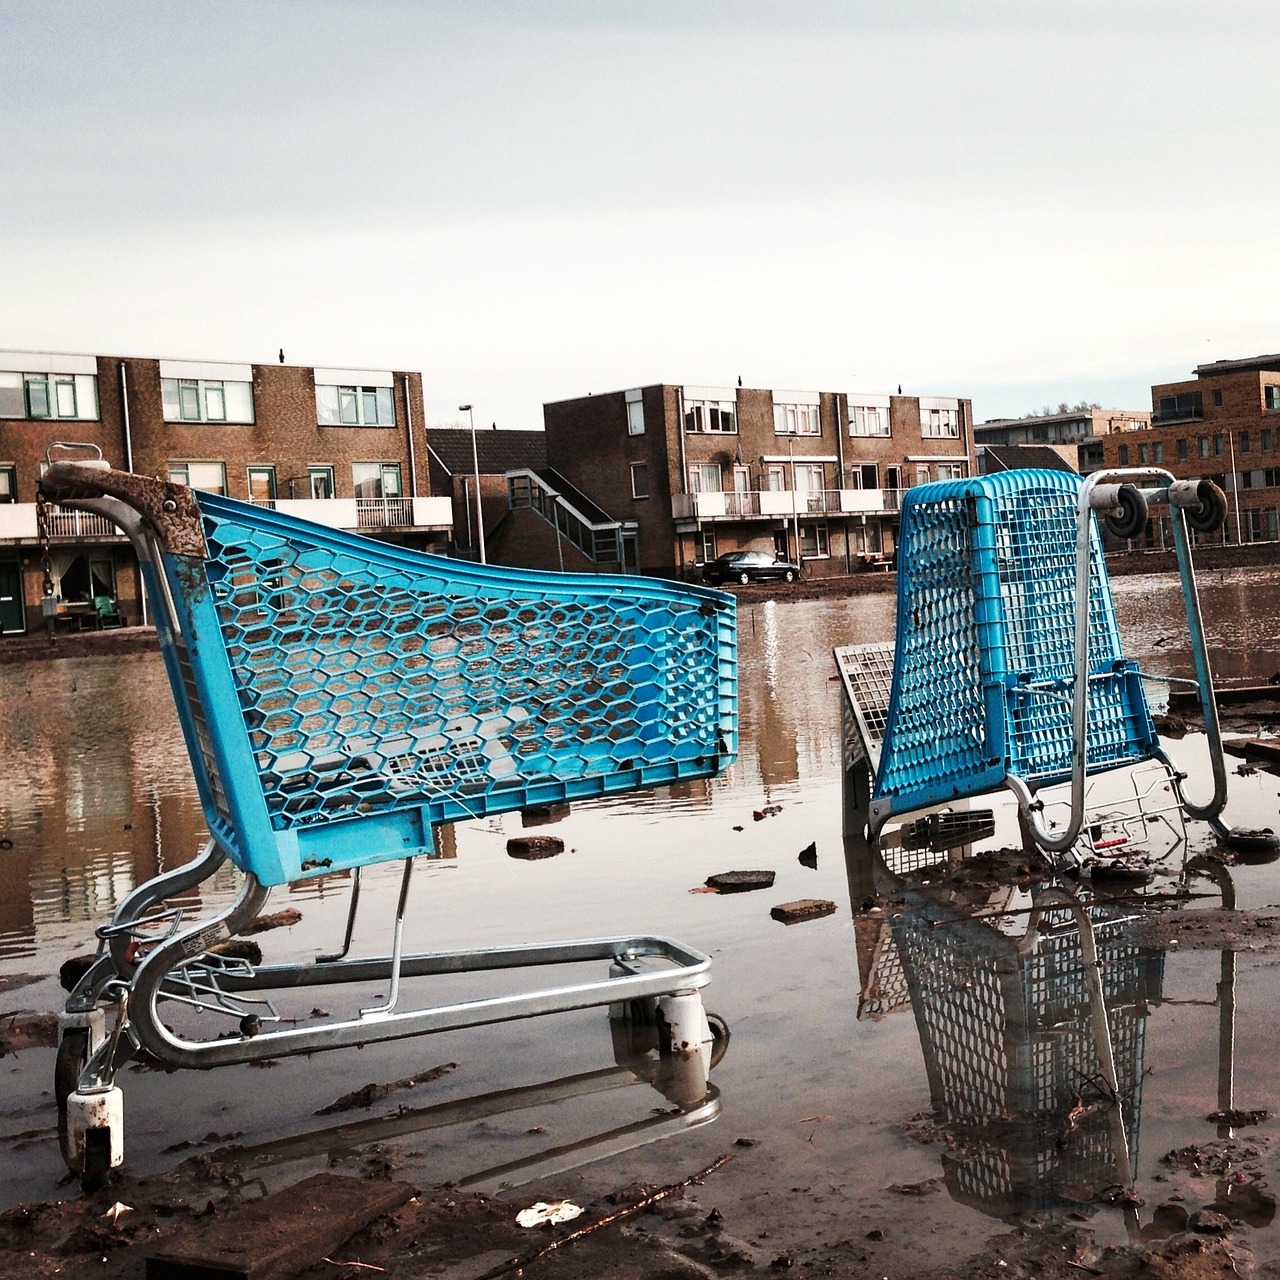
1,567,1280,1272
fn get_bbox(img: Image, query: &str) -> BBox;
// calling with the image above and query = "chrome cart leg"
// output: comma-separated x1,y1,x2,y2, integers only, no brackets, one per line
361,858,414,1018
317,865,362,964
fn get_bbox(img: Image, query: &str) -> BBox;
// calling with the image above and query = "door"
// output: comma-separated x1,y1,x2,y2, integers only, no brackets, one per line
0,561,25,634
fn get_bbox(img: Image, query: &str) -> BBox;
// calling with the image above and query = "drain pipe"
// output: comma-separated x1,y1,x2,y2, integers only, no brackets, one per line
403,374,419,501
119,363,146,628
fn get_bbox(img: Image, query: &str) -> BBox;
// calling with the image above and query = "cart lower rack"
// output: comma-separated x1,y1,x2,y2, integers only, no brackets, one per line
41,448,738,1187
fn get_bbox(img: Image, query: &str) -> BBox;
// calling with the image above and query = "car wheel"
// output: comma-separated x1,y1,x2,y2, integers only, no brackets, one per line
737,571,750,585
783,569,795,583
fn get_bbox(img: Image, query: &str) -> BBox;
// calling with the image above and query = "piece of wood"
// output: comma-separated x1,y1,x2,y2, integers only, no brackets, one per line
506,835,564,859
770,899,837,925
145,1174,414,1280
1223,738,1280,765
1169,685,1280,710
705,870,776,893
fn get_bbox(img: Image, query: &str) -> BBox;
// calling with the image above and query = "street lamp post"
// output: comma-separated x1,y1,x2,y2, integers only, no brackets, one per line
458,404,486,564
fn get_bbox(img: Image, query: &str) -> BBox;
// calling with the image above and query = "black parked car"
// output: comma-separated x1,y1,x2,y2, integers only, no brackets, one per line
702,550,801,586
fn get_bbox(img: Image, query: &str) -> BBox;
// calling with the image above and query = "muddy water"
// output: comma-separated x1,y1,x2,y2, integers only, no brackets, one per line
1,568,1279,1271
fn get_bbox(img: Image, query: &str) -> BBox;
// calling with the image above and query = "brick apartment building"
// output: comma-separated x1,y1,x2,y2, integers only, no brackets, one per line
975,406,1151,475
1097,353,1280,547
0,349,452,635
541,383,975,579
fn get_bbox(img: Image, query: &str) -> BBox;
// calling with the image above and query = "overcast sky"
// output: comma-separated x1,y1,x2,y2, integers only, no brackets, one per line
5,1,1279,430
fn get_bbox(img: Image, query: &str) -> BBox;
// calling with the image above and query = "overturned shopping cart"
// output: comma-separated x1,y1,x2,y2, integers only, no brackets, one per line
42,448,737,1186
836,467,1269,866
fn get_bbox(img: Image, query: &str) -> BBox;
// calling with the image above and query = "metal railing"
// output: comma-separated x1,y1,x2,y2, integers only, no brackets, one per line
356,496,414,528
45,508,121,539
507,471,626,565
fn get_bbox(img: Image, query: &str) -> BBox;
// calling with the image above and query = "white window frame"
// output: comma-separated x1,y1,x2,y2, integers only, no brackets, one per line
352,461,402,498
799,522,830,559
161,376,254,424
0,370,98,421
630,461,649,499
168,461,228,495
849,403,891,437
318,383,396,427
920,406,960,438
683,399,737,435
689,463,722,493
773,402,821,436
308,465,335,498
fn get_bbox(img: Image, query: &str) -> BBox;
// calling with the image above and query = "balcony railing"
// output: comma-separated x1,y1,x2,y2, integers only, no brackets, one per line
673,488,898,521
46,508,121,539
356,496,414,528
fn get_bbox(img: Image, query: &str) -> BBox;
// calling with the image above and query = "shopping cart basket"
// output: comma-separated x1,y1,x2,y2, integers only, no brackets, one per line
836,468,1265,865
41,448,737,1185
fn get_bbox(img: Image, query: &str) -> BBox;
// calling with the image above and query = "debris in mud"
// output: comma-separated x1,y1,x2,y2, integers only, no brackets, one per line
0,974,42,996
1153,712,1191,739
0,1012,57,1052
516,1200,583,1227
705,870,776,893
145,1172,414,1280
906,846,1053,894
798,842,818,868
316,1062,458,1115
506,835,564,859
887,1178,941,1196
1131,907,1280,952
770,899,836,925
1161,1140,1261,1176
1096,1183,1145,1207
241,908,302,935
753,805,782,821
207,939,263,964
1207,1109,1270,1127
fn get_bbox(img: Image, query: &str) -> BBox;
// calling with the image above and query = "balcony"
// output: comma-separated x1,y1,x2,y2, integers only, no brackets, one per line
0,496,455,543
672,488,896,522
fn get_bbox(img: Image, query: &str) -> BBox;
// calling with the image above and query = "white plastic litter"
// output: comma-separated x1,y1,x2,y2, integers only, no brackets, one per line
516,1200,584,1228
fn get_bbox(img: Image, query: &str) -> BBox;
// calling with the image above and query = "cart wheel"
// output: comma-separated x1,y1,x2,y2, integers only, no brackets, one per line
738,571,750,585
55,1029,89,1109
1103,484,1148,540
707,1012,730,1069
1186,479,1228,534
81,1128,113,1194
783,569,795,583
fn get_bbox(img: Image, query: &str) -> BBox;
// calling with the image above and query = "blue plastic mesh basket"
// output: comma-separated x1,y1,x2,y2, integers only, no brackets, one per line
148,494,738,886
873,471,1156,814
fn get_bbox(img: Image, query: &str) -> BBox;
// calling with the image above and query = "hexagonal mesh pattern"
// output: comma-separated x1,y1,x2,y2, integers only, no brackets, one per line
161,495,735,881
875,471,1155,812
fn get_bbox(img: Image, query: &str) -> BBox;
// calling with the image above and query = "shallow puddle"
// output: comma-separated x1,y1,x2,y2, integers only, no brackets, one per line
1,569,1279,1273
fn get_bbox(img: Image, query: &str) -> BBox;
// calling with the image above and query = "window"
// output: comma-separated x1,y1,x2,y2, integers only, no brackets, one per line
1214,435,1225,456
161,377,254,423
1266,386,1280,411
1177,438,1188,461
1265,429,1275,452
1241,432,1251,453
352,462,401,498
1199,436,1210,458
0,368,98,421
884,465,902,491
773,402,821,436
683,399,736,434
689,463,722,493
308,466,335,498
915,465,931,486
1118,445,1129,465
937,463,965,481
167,461,227,495
919,400,961,439
57,554,115,604
849,463,878,489
1213,389,1223,407
793,463,824,494
0,466,13,502
1138,444,1148,464
1154,442,1164,463
630,462,649,499
317,383,395,427
695,529,717,563
624,388,645,436
1158,392,1203,421
799,523,829,559
849,402,891,437
247,467,276,504
764,465,786,491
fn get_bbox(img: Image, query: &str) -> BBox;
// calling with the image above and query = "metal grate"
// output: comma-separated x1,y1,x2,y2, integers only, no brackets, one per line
834,642,895,772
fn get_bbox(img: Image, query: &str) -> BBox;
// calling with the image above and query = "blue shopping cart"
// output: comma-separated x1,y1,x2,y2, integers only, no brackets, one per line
836,468,1267,865
41,447,737,1187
